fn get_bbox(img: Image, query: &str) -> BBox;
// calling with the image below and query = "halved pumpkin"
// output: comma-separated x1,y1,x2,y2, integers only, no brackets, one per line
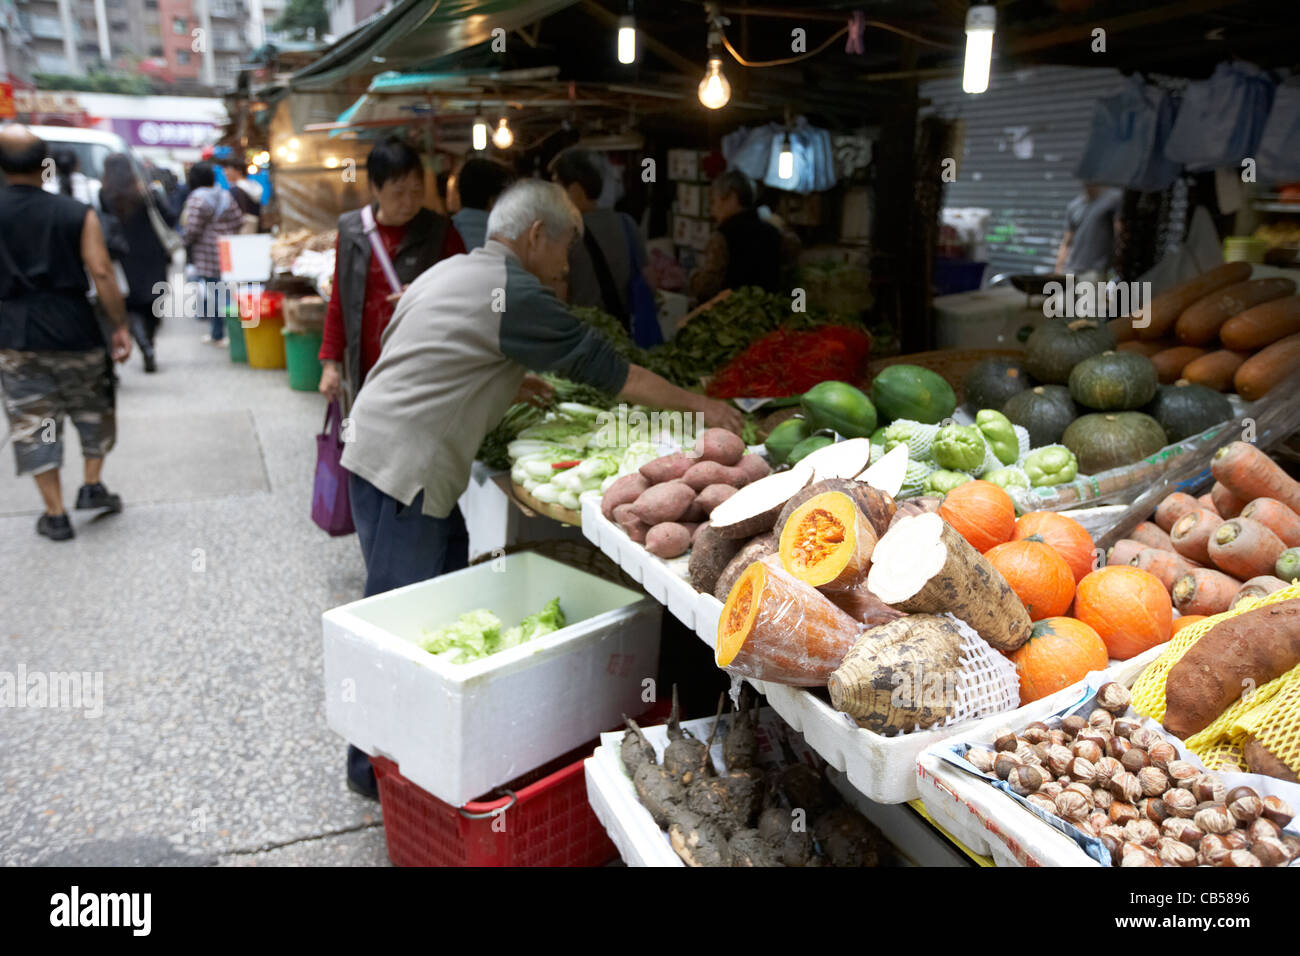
777,491,877,591
716,558,862,685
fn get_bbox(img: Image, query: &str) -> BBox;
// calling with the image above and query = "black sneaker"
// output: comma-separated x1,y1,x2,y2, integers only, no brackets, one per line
143,353,157,373
75,483,123,512
37,513,75,540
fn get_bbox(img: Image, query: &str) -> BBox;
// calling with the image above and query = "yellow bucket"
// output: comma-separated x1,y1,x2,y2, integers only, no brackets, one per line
244,317,286,369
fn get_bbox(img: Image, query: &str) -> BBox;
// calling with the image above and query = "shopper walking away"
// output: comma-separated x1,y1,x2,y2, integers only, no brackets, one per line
448,157,515,251
220,156,263,232
1055,183,1123,276
688,169,787,301
337,180,741,796
43,147,101,209
180,161,243,344
317,136,465,409
100,153,171,373
0,126,132,540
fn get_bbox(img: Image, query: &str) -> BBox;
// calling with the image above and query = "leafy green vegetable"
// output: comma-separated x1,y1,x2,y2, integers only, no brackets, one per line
498,597,565,650
420,597,566,664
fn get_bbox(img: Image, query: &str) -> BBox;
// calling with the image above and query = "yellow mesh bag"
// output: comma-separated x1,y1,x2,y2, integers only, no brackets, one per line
1128,581,1300,772
1231,664,1300,778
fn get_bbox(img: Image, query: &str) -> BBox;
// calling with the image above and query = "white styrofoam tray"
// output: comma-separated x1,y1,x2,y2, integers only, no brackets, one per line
322,550,662,807
914,645,1167,867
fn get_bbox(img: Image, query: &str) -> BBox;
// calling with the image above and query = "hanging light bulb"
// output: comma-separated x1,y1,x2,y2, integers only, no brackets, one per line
617,13,636,64
472,113,488,151
962,4,996,95
698,56,731,110
778,131,794,181
492,117,514,150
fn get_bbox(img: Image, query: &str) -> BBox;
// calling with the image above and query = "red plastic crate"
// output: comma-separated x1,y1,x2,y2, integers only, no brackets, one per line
372,747,617,867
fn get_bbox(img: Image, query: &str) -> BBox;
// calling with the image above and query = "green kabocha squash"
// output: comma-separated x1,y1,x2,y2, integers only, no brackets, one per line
1142,382,1235,443
1001,385,1079,448
963,357,1033,411
1062,412,1168,475
1068,351,1159,411
1023,318,1116,384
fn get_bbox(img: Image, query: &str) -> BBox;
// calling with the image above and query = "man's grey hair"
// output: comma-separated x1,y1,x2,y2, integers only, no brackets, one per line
486,179,583,242
711,169,756,209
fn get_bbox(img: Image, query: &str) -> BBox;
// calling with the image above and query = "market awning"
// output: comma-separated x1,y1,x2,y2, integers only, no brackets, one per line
288,0,581,93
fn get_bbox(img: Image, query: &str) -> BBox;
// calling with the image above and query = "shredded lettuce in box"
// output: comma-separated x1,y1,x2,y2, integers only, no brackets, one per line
419,598,566,664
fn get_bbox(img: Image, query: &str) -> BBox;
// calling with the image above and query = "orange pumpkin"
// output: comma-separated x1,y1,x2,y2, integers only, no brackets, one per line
1014,511,1097,583
1171,614,1207,636
1008,617,1110,703
984,540,1076,621
1073,566,1172,659
938,480,1016,554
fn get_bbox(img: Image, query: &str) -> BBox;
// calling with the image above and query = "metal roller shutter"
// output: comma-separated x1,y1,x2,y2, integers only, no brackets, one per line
922,65,1125,277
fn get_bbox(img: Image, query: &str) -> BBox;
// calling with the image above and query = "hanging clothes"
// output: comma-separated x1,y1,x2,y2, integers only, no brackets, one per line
721,118,838,194
1075,75,1181,192
1164,61,1276,171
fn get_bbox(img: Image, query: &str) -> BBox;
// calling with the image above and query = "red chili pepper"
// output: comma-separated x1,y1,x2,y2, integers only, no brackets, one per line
551,460,582,469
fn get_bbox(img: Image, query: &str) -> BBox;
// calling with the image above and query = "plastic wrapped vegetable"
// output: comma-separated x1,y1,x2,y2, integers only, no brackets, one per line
976,410,1019,465
882,420,939,461
898,459,936,498
923,469,973,495
1021,445,1078,487
932,424,987,472
984,466,1030,491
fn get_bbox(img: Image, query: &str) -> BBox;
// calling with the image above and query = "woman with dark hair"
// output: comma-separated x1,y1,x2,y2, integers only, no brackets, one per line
100,153,170,372
181,160,243,344
42,147,100,209
317,136,465,410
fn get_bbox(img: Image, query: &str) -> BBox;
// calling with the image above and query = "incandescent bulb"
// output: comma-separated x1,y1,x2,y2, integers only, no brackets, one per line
472,116,488,151
617,16,636,64
697,56,731,110
324,156,339,169
492,118,514,149
962,4,995,95
288,137,300,151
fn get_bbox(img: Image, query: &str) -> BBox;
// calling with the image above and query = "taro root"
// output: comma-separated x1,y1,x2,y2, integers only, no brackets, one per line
722,685,760,771
662,687,712,784
668,807,732,867
632,763,684,828
619,717,657,776
814,806,882,868
728,828,783,867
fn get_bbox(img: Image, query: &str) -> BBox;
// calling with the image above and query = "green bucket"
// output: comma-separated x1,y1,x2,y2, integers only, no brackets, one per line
225,314,248,363
283,329,323,391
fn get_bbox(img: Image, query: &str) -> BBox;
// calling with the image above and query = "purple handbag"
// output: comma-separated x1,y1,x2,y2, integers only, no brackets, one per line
312,399,355,536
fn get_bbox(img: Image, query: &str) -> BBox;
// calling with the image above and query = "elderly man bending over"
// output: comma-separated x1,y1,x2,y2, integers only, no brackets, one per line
342,179,742,597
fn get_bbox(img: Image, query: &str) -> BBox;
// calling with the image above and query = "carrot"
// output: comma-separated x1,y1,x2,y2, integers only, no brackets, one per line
1181,349,1251,392
1230,575,1289,610
1211,441,1300,515
1131,521,1175,552
1169,508,1224,565
1234,331,1300,400
1134,262,1252,341
1210,481,1247,518
1171,614,1207,636
1155,492,1200,532
1277,547,1300,582
1131,547,1199,592
1220,295,1300,351
1208,517,1286,580
1198,493,1220,515
1239,497,1300,548
1107,539,1147,566
1172,568,1243,615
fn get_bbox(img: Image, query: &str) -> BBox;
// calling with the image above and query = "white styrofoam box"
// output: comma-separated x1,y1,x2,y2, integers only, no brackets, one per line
914,645,1166,867
218,233,272,282
322,551,662,807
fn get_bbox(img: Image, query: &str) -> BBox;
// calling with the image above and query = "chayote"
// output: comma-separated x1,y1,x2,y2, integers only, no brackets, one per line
924,469,973,495
1022,445,1078,487
932,424,987,472
976,409,1019,465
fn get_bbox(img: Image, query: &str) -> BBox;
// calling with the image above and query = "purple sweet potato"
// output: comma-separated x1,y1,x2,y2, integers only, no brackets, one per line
613,503,649,543
694,427,746,466
682,460,749,492
629,480,696,525
601,472,650,520
696,483,739,516
639,453,695,484
736,454,772,483
646,522,693,559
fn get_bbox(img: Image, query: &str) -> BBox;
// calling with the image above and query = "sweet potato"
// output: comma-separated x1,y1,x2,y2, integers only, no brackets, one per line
1174,277,1296,346
1243,736,1300,783
613,503,650,543
601,472,650,520
696,482,739,516
1170,508,1224,565
1230,575,1289,610
1210,481,1247,518
1220,295,1300,350
1131,548,1199,592
1181,349,1250,391
1107,539,1147,566
735,454,772,483
694,427,746,466
689,523,744,594
1151,346,1209,383
825,583,907,627
1234,331,1300,401
1212,441,1300,516
639,453,695,484
682,460,748,492
1208,517,1286,580
646,522,693,559
711,534,777,601
1131,521,1175,552
1239,497,1300,547
629,480,696,525
1171,568,1242,616
1163,598,1300,738
1134,261,1252,341
1155,492,1201,532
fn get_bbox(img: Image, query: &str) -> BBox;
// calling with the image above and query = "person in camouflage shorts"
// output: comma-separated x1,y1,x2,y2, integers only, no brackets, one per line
0,349,117,473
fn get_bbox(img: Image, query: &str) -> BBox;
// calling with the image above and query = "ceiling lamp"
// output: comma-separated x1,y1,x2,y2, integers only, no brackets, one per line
492,117,514,149
962,4,996,95
698,56,731,110
777,131,794,181
617,11,636,64
472,113,488,151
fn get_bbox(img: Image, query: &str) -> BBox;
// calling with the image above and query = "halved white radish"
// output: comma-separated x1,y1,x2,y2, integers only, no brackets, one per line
855,443,908,498
795,437,873,483
866,512,1032,652
709,466,815,540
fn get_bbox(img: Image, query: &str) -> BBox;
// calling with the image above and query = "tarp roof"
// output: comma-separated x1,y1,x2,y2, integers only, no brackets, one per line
288,0,580,93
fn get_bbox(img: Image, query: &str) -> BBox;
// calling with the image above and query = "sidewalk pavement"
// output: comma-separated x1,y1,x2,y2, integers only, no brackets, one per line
0,316,391,866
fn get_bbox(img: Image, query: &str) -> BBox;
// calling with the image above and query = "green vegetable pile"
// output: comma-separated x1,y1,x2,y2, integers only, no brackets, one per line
477,374,616,470
420,597,566,665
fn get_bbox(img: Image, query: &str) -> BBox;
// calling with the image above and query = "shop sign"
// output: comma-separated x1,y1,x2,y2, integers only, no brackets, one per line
111,119,220,149
0,83,13,119
12,90,81,114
